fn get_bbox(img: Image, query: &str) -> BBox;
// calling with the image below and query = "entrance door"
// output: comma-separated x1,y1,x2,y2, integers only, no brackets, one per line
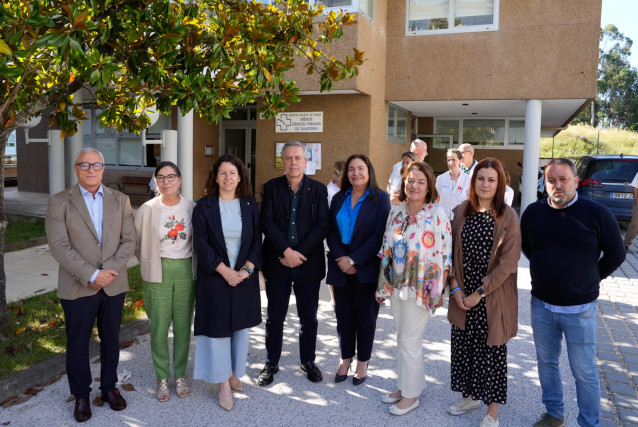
221,107,257,189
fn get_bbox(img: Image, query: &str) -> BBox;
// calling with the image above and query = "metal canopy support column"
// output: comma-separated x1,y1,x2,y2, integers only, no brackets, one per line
521,99,542,215
48,130,65,195
177,108,194,201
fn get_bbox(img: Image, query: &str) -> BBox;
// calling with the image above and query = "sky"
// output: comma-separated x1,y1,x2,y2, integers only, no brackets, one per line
601,0,638,69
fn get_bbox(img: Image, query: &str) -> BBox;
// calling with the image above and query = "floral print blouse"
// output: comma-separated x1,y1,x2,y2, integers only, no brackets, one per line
376,203,452,311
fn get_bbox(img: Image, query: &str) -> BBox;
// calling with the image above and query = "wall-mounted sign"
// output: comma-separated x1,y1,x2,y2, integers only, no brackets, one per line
275,112,323,133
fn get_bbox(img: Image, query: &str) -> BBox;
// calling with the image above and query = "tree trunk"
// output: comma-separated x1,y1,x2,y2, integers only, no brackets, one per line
0,130,11,332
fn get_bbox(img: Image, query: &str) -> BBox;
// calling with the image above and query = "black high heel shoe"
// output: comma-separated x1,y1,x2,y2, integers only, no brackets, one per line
353,360,369,386
334,359,352,383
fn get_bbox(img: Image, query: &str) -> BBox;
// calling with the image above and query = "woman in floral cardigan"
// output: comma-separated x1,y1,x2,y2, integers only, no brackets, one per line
376,161,452,416
135,161,196,402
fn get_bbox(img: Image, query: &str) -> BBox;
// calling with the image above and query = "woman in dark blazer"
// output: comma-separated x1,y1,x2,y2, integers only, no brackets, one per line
327,154,391,385
192,154,262,411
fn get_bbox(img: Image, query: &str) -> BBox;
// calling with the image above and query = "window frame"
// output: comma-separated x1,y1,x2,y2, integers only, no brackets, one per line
434,117,525,149
84,107,169,170
306,0,374,20
406,0,499,36
387,103,410,144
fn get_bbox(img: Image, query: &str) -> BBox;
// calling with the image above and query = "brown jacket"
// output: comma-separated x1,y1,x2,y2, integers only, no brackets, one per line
447,201,521,346
46,185,135,300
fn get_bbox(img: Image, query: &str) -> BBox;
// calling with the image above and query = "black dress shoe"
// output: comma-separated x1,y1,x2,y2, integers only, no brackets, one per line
353,360,369,385
258,364,279,386
352,375,367,386
334,359,351,383
101,387,127,411
301,361,323,383
74,397,92,423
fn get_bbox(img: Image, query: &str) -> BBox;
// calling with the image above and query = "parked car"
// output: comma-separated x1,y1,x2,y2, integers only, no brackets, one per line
575,154,638,221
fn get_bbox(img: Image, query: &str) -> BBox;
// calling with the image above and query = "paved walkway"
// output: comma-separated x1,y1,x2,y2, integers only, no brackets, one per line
1,189,637,426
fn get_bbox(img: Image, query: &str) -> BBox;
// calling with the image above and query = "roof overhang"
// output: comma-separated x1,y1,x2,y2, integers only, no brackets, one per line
391,99,591,137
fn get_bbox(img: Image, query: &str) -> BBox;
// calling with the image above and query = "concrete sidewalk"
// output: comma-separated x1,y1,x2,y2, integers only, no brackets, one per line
1,188,637,425
1,250,637,426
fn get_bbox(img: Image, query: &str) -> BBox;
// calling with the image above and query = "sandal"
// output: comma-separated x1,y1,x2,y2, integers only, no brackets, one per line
156,379,170,402
175,377,190,398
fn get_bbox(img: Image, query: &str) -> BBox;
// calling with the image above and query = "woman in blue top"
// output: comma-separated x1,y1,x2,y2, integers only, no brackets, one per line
327,154,391,385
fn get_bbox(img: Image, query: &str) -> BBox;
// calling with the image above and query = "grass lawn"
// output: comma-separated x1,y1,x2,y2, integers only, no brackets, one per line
5,220,46,245
541,124,638,158
0,265,146,380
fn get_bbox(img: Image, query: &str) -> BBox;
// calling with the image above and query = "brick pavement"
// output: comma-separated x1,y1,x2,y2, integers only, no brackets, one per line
598,241,638,426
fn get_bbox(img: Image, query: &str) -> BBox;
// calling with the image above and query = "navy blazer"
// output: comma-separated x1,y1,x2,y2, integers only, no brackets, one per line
260,175,329,283
327,189,391,287
192,195,262,338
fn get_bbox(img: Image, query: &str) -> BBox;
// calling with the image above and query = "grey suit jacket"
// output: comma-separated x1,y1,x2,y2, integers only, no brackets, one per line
46,184,136,300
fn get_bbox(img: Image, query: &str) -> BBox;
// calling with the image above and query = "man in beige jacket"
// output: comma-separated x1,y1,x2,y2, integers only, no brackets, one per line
46,148,135,423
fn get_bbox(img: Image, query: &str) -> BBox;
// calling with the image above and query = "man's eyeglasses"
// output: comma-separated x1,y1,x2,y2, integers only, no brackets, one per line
75,162,104,171
156,174,179,183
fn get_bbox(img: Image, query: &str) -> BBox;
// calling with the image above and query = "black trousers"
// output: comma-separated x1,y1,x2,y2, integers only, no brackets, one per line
61,289,125,398
265,268,321,366
333,275,380,362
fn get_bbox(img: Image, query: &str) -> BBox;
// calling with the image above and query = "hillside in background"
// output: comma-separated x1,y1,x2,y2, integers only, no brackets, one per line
541,124,638,159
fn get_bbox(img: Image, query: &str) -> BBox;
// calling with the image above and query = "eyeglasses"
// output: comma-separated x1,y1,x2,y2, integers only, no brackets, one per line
156,174,179,183
75,162,104,171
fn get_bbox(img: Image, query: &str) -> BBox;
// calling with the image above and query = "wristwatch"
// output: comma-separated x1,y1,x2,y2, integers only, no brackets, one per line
349,258,355,266
477,288,486,298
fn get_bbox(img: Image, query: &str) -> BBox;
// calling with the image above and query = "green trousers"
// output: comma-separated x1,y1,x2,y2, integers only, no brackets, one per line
143,257,195,380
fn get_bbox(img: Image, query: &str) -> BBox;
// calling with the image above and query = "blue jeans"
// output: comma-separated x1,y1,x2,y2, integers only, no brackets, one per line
530,295,600,427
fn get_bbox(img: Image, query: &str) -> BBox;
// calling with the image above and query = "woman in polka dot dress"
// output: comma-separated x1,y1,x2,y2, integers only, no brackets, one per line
446,158,522,427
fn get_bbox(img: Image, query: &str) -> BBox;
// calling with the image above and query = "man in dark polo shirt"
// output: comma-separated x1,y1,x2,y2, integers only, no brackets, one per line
258,141,329,386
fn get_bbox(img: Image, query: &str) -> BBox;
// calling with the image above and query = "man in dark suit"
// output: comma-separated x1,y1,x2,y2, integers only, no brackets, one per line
46,148,135,422
258,141,329,386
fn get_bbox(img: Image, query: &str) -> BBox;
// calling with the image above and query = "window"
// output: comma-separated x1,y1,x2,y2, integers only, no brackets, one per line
407,0,498,35
435,117,523,148
86,108,169,168
387,104,408,143
463,119,505,146
436,120,459,145
6,130,17,157
312,0,373,19
508,120,525,145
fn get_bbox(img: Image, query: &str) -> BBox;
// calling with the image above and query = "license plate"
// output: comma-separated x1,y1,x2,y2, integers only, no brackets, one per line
611,192,634,199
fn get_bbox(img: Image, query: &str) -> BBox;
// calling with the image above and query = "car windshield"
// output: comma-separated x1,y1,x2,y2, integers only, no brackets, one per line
587,159,638,182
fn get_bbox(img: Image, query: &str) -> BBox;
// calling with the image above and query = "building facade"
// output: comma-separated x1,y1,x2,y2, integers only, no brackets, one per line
16,0,601,207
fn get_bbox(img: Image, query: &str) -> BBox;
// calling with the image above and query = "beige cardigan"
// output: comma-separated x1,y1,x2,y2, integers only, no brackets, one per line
447,201,521,346
134,196,197,283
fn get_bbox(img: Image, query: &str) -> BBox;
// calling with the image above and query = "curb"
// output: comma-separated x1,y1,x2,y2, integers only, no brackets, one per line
0,316,150,404
5,237,47,252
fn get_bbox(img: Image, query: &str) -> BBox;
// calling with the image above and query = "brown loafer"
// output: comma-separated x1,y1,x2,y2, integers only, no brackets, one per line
73,397,92,422
101,387,127,411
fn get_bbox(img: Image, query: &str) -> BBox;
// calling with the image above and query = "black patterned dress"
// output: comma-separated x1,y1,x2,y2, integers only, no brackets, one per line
450,211,508,405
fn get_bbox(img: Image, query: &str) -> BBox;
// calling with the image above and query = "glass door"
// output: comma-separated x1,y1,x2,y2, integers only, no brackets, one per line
221,106,257,190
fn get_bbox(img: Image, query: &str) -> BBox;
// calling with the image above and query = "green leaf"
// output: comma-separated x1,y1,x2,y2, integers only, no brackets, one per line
0,39,11,56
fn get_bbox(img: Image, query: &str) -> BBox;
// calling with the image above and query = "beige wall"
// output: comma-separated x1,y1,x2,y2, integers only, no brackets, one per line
385,0,601,101
255,94,372,193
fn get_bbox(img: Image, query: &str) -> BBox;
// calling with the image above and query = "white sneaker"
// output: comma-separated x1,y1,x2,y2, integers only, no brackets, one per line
480,414,500,427
447,396,481,415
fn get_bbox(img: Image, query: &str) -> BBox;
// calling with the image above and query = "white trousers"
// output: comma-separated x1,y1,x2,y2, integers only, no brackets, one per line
390,297,432,398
